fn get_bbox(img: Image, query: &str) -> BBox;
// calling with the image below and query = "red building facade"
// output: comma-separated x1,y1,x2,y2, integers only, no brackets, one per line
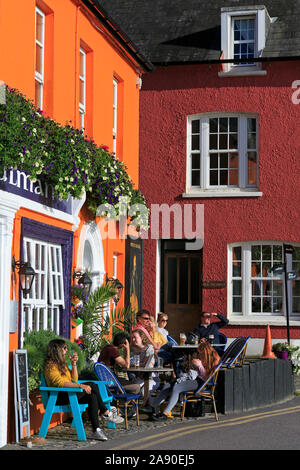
99,0,300,354
139,60,300,352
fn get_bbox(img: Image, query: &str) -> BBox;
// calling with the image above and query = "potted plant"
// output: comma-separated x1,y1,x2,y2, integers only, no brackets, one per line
272,342,290,360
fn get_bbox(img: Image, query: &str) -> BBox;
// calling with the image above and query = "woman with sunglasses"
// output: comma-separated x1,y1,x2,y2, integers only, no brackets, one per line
44,339,123,441
157,313,169,341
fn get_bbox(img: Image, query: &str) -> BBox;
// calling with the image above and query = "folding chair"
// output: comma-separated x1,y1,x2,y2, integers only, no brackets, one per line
94,362,140,430
221,336,250,368
180,360,223,422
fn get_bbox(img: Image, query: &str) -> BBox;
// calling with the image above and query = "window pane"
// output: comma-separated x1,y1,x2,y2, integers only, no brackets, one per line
262,246,271,260
248,151,257,185
247,133,256,149
229,169,238,186
252,245,261,260
192,120,200,133
229,118,238,132
35,44,43,74
233,280,241,295
229,133,238,148
210,170,218,186
192,134,200,150
233,297,242,312
36,12,44,42
192,154,200,169
209,134,217,149
209,118,218,133
219,134,227,149
192,170,200,186
210,154,218,168
233,246,241,261
220,170,228,185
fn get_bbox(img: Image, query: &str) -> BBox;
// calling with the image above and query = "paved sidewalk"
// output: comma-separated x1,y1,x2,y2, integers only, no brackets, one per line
2,374,300,451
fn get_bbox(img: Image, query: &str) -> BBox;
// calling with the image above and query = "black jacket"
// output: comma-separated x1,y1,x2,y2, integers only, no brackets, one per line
188,314,229,344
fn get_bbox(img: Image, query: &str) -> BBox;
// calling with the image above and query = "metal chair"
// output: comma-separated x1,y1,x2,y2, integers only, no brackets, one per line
221,336,250,368
94,362,140,430
180,360,223,422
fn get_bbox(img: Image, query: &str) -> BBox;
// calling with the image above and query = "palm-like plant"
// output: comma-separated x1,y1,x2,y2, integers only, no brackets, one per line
80,283,117,359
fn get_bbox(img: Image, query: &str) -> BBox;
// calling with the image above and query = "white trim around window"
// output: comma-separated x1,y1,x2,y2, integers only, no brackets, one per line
228,242,300,326
112,78,118,155
184,113,262,197
219,6,269,76
35,7,45,109
79,48,86,130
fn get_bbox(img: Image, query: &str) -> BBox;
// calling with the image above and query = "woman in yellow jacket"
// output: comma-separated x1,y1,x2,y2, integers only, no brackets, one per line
44,339,123,441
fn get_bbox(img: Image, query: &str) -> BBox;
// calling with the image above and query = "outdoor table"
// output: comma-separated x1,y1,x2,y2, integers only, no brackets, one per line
126,367,173,405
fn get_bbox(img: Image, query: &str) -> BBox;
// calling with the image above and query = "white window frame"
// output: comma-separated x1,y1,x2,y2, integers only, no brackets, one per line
185,113,260,197
220,7,268,76
228,242,300,325
21,237,64,345
79,48,86,130
231,16,256,67
112,78,118,154
35,7,45,109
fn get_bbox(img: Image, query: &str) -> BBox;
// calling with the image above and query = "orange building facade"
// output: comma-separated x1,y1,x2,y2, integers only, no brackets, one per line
0,0,151,446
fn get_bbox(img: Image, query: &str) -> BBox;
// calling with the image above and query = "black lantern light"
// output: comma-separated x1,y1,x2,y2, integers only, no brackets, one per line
12,256,36,297
105,274,124,304
73,269,93,295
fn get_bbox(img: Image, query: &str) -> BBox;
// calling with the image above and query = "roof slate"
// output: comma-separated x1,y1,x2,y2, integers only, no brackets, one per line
95,0,300,64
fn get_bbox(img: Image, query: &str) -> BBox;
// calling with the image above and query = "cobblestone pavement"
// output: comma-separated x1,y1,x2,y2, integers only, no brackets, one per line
1,408,212,451
2,375,300,451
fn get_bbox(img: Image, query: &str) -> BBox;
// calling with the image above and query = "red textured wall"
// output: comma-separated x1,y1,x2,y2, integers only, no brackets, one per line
139,60,300,339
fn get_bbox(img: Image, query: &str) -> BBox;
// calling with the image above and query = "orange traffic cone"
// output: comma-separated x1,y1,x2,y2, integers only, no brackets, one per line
261,324,276,359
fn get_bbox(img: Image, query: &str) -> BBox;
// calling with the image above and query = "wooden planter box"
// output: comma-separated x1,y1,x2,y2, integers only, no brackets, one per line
215,358,295,414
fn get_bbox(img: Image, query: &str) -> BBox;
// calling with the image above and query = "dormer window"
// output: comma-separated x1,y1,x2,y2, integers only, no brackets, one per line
220,6,270,76
232,17,256,66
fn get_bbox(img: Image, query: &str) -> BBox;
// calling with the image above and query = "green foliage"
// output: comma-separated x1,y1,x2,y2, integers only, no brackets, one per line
0,85,149,227
23,329,85,393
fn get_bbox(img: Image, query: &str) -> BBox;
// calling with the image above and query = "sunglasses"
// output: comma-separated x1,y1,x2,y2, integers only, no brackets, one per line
161,319,168,322
141,316,150,320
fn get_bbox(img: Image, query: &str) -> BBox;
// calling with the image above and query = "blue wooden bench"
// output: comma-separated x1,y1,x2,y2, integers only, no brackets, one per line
39,375,115,441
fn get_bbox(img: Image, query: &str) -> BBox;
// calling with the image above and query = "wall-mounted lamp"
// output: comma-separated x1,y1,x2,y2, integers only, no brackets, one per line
73,269,93,295
105,274,124,304
12,256,36,297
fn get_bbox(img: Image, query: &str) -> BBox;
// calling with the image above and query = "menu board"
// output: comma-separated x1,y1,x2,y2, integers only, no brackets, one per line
13,349,30,442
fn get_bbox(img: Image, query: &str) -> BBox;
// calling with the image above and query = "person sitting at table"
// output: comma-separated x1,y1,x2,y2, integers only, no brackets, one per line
130,329,160,397
149,341,220,420
155,313,176,367
44,339,123,441
98,332,140,394
156,312,169,341
187,311,229,356
148,315,167,350
131,310,157,348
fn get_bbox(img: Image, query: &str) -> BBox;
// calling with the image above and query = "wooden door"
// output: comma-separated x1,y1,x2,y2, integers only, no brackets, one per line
164,253,202,341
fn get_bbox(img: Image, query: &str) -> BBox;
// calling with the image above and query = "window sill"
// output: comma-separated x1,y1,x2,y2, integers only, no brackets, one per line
182,189,262,198
229,317,300,327
218,69,267,77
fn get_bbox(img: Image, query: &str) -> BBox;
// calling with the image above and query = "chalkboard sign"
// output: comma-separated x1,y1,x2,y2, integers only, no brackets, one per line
13,349,30,442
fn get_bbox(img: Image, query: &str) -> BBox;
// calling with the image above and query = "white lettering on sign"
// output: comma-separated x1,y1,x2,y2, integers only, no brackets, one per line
0,168,55,199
